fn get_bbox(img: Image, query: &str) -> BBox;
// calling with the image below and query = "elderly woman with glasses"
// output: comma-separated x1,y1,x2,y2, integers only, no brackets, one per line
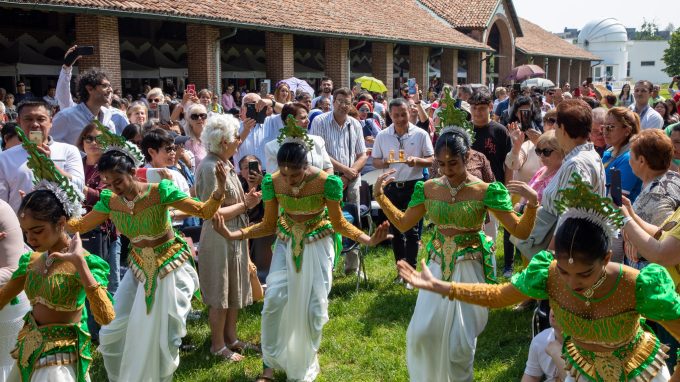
146,87,164,111
185,103,209,168
195,114,262,362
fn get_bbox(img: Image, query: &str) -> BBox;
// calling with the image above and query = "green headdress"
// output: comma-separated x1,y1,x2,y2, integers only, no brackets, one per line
277,115,314,151
436,88,475,143
92,120,145,167
555,172,624,246
15,127,85,218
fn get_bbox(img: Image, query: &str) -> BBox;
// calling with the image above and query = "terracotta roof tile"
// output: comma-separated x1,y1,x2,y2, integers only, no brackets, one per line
516,18,599,61
17,0,490,50
419,0,500,29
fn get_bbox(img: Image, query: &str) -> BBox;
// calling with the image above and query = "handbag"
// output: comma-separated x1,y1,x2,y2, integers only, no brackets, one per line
510,206,558,260
249,261,264,302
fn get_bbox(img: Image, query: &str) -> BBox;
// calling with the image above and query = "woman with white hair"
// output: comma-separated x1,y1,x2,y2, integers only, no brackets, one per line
195,114,262,361
185,103,208,168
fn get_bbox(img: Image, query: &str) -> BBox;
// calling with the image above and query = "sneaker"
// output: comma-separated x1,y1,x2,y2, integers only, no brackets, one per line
405,282,414,290
393,275,404,284
503,269,513,278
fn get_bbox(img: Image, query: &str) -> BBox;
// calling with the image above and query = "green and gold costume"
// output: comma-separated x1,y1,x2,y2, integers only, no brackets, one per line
67,179,223,312
0,252,113,382
376,179,536,282
241,173,363,270
447,251,680,382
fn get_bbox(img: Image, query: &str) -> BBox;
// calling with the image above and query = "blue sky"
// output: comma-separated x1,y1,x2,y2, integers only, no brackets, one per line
513,0,680,33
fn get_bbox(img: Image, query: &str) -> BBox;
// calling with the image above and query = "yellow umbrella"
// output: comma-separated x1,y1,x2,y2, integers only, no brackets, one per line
354,76,388,93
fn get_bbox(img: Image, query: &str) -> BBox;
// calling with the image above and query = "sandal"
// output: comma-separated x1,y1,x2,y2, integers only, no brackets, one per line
211,345,244,362
229,339,262,354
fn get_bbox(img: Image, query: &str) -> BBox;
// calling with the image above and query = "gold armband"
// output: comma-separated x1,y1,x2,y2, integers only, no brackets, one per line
85,283,115,325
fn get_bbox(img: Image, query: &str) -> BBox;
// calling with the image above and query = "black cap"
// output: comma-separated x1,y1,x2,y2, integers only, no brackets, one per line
169,131,190,145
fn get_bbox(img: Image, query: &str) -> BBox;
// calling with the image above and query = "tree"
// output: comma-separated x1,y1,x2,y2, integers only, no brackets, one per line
662,28,680,77
666,23,676,33
636,19,664,40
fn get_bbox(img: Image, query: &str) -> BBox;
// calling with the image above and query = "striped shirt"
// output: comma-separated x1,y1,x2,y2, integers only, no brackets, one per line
309,111,366,167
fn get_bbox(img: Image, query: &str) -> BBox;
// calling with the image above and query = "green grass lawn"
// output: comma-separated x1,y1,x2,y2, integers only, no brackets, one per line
89,231,533,381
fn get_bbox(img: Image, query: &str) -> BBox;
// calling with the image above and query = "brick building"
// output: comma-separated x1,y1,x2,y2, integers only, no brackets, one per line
0,0,596,98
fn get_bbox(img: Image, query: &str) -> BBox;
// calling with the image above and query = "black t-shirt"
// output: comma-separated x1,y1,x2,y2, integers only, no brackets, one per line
416,119,430,132
471,121,512,183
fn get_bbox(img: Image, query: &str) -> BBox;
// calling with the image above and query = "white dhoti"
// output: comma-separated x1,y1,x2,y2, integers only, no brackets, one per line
7,364,90,382
0,293,29,379
98,262,198,382
406,257,488,382
261,236,334,382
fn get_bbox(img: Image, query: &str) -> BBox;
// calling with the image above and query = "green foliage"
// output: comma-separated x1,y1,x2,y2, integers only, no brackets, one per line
662,28,680,77
89,231,532,381
636,19,664,41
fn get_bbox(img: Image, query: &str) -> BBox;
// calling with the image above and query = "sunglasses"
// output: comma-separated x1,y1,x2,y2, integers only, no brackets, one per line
534,148,554,157
148,98,161,104
544,117,557,125
83,135,99,144
359,108,370,112
190,113,208,120
164,145,177,153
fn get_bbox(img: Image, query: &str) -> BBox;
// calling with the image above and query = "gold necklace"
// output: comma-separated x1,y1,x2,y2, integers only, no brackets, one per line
443,175,468,203
581,270,607,306
123,184,145,215
291,173,309,196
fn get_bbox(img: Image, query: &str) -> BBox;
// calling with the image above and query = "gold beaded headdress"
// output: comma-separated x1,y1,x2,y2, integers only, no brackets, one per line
555,172,624,263
15,127,85,218
92,120,144,167
277,115,314,170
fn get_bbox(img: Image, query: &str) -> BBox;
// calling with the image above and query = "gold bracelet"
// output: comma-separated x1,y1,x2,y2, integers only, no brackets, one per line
212,191,224,201
86,282,105,292
447,282,456,301
526,201,540,209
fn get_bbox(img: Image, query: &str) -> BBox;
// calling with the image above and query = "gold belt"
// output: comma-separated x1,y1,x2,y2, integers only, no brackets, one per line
430,251,482,266
564,330,668,382
35,352,78,369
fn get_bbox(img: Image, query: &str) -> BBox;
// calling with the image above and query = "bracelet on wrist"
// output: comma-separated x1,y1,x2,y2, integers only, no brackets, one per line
447,282,456,301
622,216,633,226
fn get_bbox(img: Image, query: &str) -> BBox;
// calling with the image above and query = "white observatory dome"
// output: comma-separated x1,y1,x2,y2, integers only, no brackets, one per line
577,18,628,47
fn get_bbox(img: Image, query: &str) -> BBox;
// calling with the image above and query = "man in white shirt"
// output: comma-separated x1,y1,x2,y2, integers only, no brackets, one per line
43,85,58,108
630,80,664,129
233,93,284,173
51,68,117,145
372,98,434,285
0,100,85,212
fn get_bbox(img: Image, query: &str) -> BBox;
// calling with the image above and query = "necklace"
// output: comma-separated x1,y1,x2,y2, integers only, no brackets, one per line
443,175,468,202
291,174,309,196
43,244,68,275
574,269,608,307
123,184,145,215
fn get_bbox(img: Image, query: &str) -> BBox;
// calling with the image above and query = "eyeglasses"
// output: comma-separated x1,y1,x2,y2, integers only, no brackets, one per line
602,124,618,132
544,117,557,125
335,100,351,106
83,135,98,144
148,98,161,104
534,148,554,157
98,83,112,90
164,145,177,153
359,108,370,113
190,113,208,120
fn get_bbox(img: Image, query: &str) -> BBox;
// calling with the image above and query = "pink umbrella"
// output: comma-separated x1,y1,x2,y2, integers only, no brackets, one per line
506,64,546,82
